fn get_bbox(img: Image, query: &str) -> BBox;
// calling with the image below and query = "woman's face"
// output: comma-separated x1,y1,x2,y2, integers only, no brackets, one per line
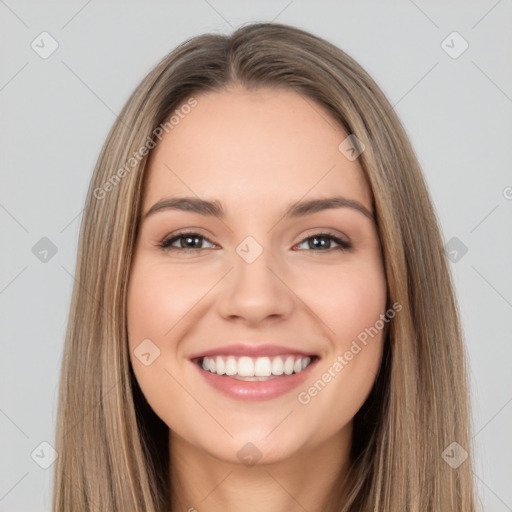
127,86,387,465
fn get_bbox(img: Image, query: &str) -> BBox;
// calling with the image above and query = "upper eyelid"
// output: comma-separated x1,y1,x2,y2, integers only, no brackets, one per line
162,225,350,239
162,229,215,243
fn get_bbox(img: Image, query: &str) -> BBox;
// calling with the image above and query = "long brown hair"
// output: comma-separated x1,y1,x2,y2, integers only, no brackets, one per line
53,22,477,511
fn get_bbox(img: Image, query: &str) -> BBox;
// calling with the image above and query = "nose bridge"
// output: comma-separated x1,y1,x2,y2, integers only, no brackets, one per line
234,240,275,287
217,236,294,322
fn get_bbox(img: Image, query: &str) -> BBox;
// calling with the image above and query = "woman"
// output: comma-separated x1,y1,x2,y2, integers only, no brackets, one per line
53,22,477,511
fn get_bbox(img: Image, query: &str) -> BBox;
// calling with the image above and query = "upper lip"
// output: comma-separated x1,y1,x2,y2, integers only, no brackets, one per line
188,343,318,360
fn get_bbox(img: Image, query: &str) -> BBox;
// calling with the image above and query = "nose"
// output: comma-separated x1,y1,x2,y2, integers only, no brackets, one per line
217,248,295,326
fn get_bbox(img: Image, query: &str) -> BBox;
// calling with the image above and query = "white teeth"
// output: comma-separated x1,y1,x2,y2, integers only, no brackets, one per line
238,356,254,377
254,357,272,377
271,357,284,376
284,356,294,375
200,355,313,377
225,356,237,376
215,356,225,375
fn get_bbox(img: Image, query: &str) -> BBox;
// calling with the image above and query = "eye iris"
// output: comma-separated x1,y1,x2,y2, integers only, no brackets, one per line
309,236,330,249
182,235,202,249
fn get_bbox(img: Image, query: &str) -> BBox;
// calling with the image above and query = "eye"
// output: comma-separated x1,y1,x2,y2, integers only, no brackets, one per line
159,230,352,253
159,231,216,252
294,232,352,252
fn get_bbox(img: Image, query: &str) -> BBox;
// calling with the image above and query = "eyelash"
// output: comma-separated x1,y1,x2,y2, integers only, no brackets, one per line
159,230,352,253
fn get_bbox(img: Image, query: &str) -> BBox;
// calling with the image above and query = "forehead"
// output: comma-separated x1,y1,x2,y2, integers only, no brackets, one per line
143,86,372,215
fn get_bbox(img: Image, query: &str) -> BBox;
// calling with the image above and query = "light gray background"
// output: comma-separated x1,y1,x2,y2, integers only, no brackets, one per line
1,1,511,510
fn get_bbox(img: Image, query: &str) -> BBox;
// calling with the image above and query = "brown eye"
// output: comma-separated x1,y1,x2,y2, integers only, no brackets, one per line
295,232,352,252
160,232,215,252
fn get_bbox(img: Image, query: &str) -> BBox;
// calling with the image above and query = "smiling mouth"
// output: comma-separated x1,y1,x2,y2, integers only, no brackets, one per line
194,354,319,381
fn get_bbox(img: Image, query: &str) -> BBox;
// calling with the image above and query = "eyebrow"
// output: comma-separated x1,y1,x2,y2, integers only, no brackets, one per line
143,195,374,221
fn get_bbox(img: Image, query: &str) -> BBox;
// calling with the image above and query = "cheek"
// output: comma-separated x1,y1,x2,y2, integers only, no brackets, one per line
126,262,190,393
296,257,387,347
126,261,203,432
334,269,387,345
334,263,387,376
293,257,387,414
127,262,208,346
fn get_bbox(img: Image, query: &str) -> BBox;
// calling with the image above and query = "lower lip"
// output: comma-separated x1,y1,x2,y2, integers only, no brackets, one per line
193,359,318,401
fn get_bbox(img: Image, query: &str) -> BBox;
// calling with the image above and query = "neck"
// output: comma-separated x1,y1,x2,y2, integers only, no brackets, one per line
169,425,353,512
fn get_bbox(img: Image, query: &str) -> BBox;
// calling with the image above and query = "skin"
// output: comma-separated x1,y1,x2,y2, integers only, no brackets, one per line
127,85,387,512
